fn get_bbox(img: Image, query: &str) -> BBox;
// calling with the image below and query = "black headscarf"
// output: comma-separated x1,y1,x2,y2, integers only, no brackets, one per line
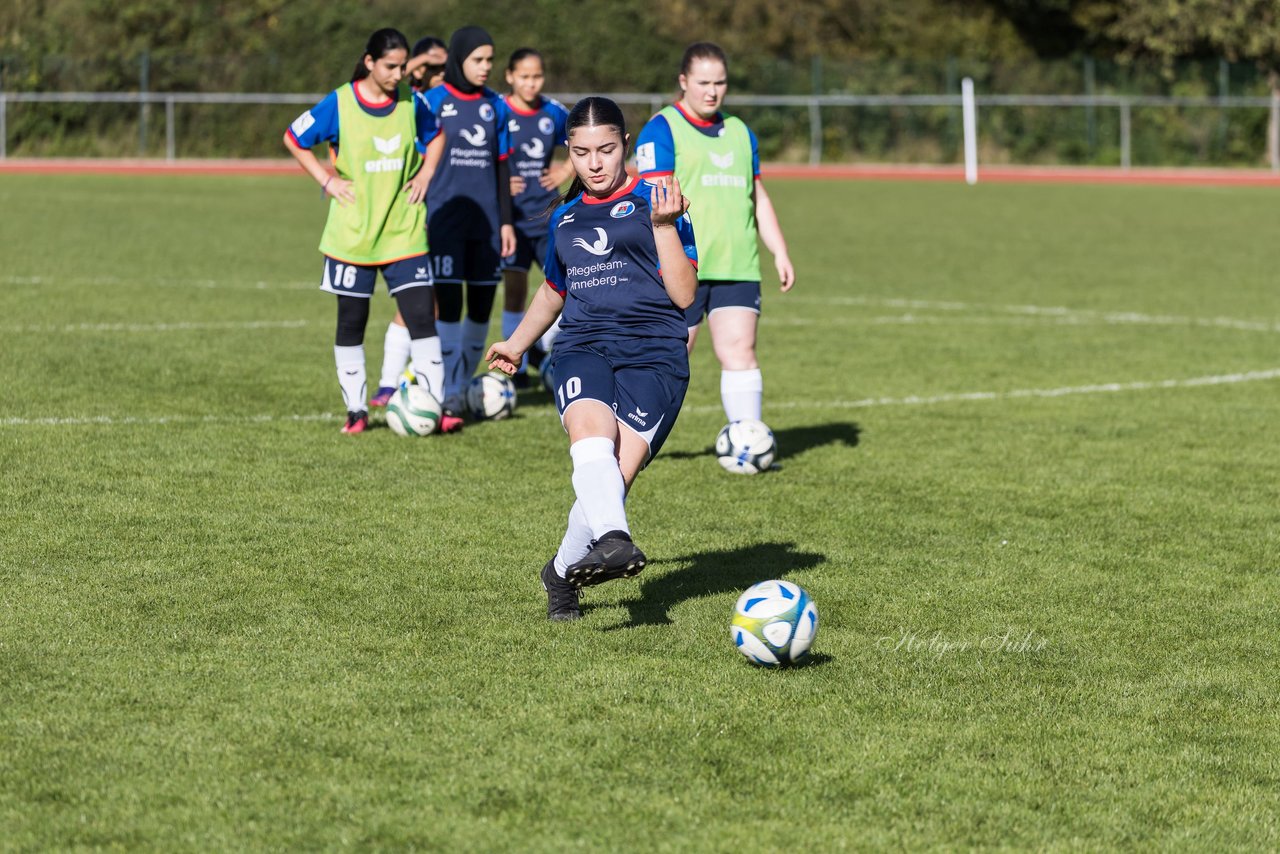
444,26,493,95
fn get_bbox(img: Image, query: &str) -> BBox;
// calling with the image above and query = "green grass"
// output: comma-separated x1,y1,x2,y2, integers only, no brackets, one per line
2,173,1279,850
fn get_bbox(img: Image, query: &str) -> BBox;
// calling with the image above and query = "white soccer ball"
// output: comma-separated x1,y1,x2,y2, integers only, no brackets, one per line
385,384,441,436
715,419,776,474
466,372,517,421
731,580,818,667
540,360,557,396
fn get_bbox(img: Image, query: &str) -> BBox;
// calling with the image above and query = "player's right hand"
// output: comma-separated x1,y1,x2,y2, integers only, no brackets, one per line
325,176,356,206
485,341,523,376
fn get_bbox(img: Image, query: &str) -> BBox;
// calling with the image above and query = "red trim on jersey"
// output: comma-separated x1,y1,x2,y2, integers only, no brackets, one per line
285,128,302,148
673,101,720,128
444,83,484,101
639,169,673,178
351,81,394,109
580,176,640,205
504,95,543,117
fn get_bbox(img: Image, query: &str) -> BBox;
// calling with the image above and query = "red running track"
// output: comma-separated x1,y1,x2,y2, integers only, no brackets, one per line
2,158,1279,187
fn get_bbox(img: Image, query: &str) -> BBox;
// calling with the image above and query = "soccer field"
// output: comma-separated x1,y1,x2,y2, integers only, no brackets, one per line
2,173,1278,849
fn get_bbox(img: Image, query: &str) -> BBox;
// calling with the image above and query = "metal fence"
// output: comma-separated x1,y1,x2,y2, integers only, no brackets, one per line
2,90,1278,169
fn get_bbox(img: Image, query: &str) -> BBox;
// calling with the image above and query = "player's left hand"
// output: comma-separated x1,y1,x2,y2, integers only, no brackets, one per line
403,169,430,205
649,175,689,228
510,175,527,195
775,254,796,292
485,340,523,376
500,224,517,259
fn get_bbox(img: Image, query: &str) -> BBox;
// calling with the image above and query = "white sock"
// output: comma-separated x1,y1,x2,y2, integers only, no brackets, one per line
502,310,527,372
461,318,489,385
379,322,411,388
539,315,562,353
409,335,445,403
553,500,594,577
569,436,629,538
437,320,462,403
721,368,763,422
334,345,367,413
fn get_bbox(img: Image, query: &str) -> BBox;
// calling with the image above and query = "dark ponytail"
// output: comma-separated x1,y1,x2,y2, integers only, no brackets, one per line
680,41,728,76
558,96,628,205
351,28,410,83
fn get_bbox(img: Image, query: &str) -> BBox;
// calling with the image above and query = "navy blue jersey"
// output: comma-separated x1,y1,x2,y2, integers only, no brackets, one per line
287,83,439,152
544,177,698,348
418,83,513,232
505,95,569,234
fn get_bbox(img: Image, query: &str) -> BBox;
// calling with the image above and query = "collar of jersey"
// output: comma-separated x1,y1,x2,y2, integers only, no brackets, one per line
444,82,485,101
351,81,395,109
673,100,720,128
580,176,639,205
505,95,543,116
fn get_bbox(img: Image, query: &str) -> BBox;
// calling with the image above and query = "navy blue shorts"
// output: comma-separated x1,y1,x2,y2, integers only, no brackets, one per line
320,254,433,298
502,227,550,273
548,337,689,460
685,279,761,327
428,224,502,285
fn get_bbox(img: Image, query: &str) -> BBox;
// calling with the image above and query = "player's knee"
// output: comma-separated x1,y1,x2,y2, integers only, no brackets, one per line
334,295,370,346
395,287,437,338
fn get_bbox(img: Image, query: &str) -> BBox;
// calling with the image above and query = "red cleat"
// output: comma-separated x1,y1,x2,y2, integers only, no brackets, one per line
341,410,369,434
369,386,397,408
437,412,464,434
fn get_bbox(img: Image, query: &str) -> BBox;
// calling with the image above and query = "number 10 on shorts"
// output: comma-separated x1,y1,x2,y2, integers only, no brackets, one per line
556,376,581,410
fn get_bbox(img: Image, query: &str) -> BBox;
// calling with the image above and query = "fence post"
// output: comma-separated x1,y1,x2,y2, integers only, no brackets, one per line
1120,100,1131,170
807,99,822,165
0,93,6,160
1084,56,1096,157
139,50,150,156
1271,85,1280,173
962,77,977,184
165,96,175,161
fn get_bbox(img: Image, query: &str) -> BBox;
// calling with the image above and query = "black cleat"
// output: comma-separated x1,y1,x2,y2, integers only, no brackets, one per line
541,558,581,621
564,530,646,588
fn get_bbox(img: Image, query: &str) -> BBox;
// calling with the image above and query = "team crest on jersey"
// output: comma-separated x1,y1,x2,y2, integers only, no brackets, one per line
539,116,554,135
479,103,495,122
571,227,613,256
609,200,636,219
441,102,458,117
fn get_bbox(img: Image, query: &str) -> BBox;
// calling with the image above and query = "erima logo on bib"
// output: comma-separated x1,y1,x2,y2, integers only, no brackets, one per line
373,135,402,155
459,124,487,146
571,227,613,256
709,150,734,170
521,138,545,159
609,201,635,219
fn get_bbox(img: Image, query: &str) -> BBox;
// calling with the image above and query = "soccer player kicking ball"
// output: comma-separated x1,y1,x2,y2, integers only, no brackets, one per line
636,42,796,427
487,97,698,621
283,28,445,434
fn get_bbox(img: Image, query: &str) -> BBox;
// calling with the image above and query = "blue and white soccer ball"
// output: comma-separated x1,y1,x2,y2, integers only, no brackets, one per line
466,372,517,421
385,384,441,436
731,580,818,667
715,419,777,474
540,359,557,396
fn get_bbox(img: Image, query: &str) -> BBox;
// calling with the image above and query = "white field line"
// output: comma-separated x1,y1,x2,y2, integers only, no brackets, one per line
781,295,1280,333
5,368,1278,429
0,274,315,290
2,319,309,334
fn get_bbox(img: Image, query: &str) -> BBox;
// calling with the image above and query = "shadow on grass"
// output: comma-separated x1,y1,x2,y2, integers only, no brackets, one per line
599,541,826,629
660,420,862,462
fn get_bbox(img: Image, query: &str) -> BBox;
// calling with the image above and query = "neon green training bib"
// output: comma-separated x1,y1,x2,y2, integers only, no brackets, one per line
318,84,427,265
660,105,760,282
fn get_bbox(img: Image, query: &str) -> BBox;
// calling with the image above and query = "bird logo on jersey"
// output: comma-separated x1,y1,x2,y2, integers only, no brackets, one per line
459,124,488,146
479,103,495,122
521,137,545,159
372,135,402,155
709,150,734,170
571,227,613,256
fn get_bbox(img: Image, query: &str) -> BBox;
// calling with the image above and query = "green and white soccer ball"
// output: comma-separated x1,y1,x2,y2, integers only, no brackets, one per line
715,419,777,474
385,384,441,436
731,580,818,667
466,372,517,421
